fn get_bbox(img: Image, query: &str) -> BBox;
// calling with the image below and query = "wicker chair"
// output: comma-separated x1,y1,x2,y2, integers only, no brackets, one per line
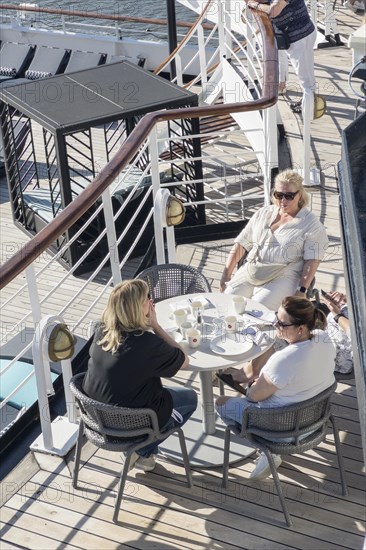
70,373,193,523
222,381,348,527
135,263,211,302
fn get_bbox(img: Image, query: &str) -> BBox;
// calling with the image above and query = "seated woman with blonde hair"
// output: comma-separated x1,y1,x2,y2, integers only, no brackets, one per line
83,279,197,472
216,296,335,480
221,170,328,310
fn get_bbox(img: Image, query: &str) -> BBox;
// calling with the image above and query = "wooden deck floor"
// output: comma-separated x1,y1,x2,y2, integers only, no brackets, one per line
1,5,366,549
0,375,364,549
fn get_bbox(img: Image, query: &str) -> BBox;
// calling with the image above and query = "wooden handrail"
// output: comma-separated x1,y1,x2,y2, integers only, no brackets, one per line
0,13,277,290
0,3,214,30
153,0,215,75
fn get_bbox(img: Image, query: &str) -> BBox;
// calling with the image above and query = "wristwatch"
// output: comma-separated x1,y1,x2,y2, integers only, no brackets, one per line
296,286,307,293
333,313,345,323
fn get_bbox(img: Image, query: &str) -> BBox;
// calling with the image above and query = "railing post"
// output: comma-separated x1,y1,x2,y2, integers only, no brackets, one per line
176,53,183,87
309,0,318,30
61,357,77,424
25,265,42,325
246,9,257,83
217,0,227,61
101,188,122,285
30,315,79,456
262,105,278,204
224,0,232,60
303,94,312,187
324,0,339,40
166,226,176,263
149,127,166,264
31,318,55,452
197,23,208,99
263,106,278,206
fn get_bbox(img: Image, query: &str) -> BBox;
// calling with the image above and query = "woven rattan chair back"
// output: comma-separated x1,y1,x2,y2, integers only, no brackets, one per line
70,373,193,522
135,263,211,302
222,381,348,527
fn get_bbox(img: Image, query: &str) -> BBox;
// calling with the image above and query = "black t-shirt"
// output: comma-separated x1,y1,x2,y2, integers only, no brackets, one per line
83,328,185,428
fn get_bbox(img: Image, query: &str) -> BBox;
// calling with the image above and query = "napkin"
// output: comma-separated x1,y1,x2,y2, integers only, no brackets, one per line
245,310,276,324
187,295,210,308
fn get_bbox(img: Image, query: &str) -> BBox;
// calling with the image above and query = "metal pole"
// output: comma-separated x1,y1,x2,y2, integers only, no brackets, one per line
166,0,177,81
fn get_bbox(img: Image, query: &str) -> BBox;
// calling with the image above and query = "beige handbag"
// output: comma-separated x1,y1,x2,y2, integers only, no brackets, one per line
229,229,287,288
243,260,287,286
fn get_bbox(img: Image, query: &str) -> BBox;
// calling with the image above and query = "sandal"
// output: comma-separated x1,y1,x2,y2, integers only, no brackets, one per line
290,100,302,114
215,372,247,395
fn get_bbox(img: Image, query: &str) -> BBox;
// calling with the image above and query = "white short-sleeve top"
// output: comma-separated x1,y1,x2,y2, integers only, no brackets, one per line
234,205,328,274
260,330,336,407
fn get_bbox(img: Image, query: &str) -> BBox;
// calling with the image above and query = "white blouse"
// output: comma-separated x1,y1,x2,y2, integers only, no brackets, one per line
234,205,328,273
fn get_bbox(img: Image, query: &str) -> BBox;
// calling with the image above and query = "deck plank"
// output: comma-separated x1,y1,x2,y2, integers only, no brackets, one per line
1,7,366,550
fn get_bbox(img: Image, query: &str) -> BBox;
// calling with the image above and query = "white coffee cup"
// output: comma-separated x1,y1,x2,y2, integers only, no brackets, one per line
180,321,194,339
225,315,238,333
232,295,247,314
186,328,202,348
190,300,203,318
173,308,187,327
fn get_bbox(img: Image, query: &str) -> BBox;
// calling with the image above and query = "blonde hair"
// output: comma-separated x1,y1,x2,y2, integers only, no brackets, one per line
272,169,309,209
98,279,150,354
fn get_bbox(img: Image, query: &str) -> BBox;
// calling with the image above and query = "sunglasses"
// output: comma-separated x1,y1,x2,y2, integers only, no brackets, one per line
273,190,299,201
274,312,298,328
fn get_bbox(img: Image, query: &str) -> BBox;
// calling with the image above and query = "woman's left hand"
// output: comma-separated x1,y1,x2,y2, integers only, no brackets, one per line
147,300,159,331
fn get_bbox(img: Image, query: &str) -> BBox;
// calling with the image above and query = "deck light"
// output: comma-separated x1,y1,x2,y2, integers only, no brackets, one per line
165,194,186,226
314,94,326,119
47,323,76,362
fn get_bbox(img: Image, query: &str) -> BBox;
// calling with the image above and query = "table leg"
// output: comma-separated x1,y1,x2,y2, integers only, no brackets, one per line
199,371,216,435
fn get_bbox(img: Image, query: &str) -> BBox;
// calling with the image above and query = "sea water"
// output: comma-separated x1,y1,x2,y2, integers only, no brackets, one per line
29,0,196,40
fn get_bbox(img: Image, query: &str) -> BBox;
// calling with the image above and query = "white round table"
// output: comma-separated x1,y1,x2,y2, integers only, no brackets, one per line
155,292,275,467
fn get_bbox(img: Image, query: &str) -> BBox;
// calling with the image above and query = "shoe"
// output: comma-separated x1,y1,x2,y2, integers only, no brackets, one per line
353,0,365,10
126,451,139,472
344,1,357,12
215,372,247,395
135,454,156,472
290,100,302,114
125,451,156,472
249,452,282,480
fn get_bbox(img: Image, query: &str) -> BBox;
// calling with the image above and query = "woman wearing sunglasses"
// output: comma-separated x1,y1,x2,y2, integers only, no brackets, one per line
83,279,197,472
216,296,335,480
221,170,328,310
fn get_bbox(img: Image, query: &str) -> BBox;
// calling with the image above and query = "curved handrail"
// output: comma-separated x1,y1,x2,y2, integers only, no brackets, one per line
0,13,277,289
0,3,214,30
153,0,215,76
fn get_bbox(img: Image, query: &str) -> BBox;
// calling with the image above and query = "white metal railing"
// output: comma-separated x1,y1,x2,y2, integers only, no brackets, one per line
0,0,274,449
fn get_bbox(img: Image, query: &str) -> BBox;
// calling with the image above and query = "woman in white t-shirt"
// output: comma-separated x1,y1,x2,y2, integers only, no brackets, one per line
220,170,328,310
215,296,335,480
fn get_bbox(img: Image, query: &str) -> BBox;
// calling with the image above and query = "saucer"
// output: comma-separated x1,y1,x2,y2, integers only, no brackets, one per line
210,335,253,356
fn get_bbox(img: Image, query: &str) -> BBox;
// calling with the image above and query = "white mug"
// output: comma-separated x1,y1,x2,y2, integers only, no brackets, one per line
225,315,238,333
186,328,202,348
232,295,247,314
180,321,194,339
190,300,203,318
173,308,187,327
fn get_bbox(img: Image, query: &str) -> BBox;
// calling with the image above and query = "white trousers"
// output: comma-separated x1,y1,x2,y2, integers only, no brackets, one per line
224,270,299,311
282,29,317,118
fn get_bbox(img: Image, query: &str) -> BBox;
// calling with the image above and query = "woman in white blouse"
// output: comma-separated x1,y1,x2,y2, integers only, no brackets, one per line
220,170,328,310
